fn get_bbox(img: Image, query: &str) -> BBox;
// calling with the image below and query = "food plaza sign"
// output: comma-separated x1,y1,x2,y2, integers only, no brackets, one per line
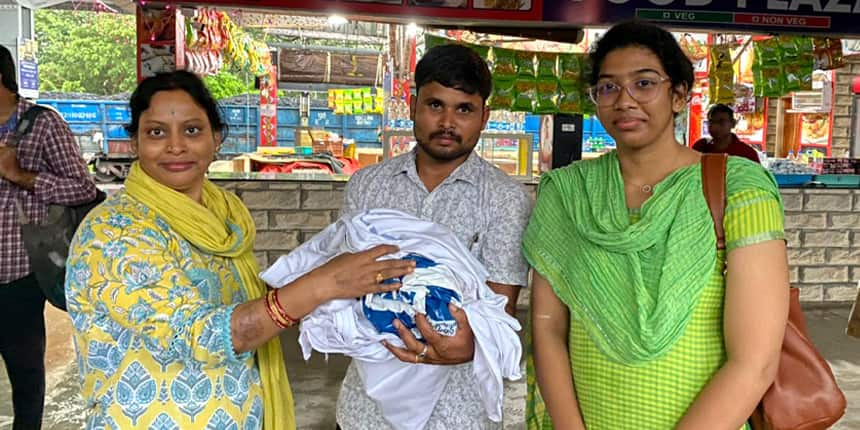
543,0,860,35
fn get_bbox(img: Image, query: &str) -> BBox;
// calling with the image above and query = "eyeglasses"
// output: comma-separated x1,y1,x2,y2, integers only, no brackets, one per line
588,76,671,107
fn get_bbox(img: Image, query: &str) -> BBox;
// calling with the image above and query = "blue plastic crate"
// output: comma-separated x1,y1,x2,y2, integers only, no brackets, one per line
774,174,814,187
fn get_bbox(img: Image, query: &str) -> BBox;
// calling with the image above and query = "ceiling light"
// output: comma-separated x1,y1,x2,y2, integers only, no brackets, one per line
327,15,348,26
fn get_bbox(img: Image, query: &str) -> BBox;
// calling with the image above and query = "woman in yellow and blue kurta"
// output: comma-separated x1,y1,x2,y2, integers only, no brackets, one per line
525,22,790,430
64,71,415,430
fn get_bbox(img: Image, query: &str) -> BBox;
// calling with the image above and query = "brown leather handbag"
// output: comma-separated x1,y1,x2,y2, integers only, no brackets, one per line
702,153,846,430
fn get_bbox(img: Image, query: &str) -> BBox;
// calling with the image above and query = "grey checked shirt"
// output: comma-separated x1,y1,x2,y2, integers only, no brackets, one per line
335,150,532,429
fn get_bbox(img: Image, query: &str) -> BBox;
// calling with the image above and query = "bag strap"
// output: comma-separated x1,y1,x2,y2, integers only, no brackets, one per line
701,153,729,250
10,104,50,149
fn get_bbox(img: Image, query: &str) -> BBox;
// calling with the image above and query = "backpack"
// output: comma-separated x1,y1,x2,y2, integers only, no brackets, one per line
12,105,106,311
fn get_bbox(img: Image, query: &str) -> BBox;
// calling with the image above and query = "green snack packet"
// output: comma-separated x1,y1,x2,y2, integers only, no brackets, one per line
558,53,582,83
535,78,559,114
755,38,782,66
536,52,557,78
362,88,373,114
488,78,516,110
516,50,536,78
558,87,582,114
492,48,518,80
512,78,536,112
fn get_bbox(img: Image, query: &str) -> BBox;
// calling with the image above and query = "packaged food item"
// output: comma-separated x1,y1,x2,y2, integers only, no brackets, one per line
515,50,536,78
491,48,517,80
343,90,354,115
534,78,559,114
333,89,345,114
754,66,784,97
488,78,515,110
558,53,582,87
558,87,582,114
373,87,385,114
813,37,845,70
467,43,490,62
679,33,708,62
709,44,735,104
328,89,336,110
755,38,782,66
536,52,557,78
512,78,536,112
362,88,373,115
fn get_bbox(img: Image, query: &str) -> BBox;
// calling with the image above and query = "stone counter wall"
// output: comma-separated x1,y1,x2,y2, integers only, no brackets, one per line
216,180,860,304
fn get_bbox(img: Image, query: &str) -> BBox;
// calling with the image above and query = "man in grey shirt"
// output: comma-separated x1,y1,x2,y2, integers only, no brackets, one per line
336,45,532,429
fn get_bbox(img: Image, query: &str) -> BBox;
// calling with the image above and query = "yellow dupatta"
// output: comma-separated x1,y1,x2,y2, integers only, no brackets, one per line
125,162,295,430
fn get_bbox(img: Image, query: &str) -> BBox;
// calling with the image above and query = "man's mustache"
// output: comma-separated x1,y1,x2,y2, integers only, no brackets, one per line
429,130,462,143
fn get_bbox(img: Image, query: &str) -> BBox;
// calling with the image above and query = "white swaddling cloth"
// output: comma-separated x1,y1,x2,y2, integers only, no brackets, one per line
259,209,522,429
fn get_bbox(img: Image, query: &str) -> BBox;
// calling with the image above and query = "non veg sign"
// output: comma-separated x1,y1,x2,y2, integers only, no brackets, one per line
752,15,807,24
611,0,860,13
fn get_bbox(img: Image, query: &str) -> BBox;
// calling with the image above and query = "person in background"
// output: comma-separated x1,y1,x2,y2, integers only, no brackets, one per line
693,103,761,163
0,44,97,430
335,44,533,429
64,71,414,429
526,21,788,429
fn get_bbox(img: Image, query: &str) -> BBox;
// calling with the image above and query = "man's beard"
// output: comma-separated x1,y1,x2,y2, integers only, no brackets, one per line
415,129,472,162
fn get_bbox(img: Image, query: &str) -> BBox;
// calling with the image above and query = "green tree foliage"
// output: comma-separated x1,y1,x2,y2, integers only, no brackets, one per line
203,66,256,100
35,10,137,95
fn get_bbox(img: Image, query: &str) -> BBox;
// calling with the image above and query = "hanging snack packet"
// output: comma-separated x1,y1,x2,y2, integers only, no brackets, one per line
492,48,518,81
558,53,582,85
535,78,559,114
813,37,846,70
778,35,800,60
710,44,735,104
467,43,491,62
516,50,536,78
536,52,558,78
328,89,336,110
362,88,374,114
558,86,582,114
374,87,385,114
755,38,781,66
512,78,537,112
334,89,345,115
351,89,364,115
343,90,354,115
488,78,516,111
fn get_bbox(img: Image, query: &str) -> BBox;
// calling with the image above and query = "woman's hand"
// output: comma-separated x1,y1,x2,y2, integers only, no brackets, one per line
308,244,415,301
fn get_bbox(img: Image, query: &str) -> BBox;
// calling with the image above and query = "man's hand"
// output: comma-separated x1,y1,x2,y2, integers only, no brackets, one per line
0,144,22,181
0,144,36,190
383,303,475,365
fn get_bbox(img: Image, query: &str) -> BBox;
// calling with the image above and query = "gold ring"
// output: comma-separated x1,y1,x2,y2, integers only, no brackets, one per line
375,272,384,284
416,344,428,361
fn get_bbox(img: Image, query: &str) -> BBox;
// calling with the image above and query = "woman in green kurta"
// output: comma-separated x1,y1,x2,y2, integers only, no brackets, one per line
524,22,790,430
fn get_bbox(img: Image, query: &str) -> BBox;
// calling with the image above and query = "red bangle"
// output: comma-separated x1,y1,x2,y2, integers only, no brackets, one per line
264,289,289,329
271,288,299,326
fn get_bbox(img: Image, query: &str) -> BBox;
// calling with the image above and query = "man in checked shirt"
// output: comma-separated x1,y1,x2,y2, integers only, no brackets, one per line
0,45,97,429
